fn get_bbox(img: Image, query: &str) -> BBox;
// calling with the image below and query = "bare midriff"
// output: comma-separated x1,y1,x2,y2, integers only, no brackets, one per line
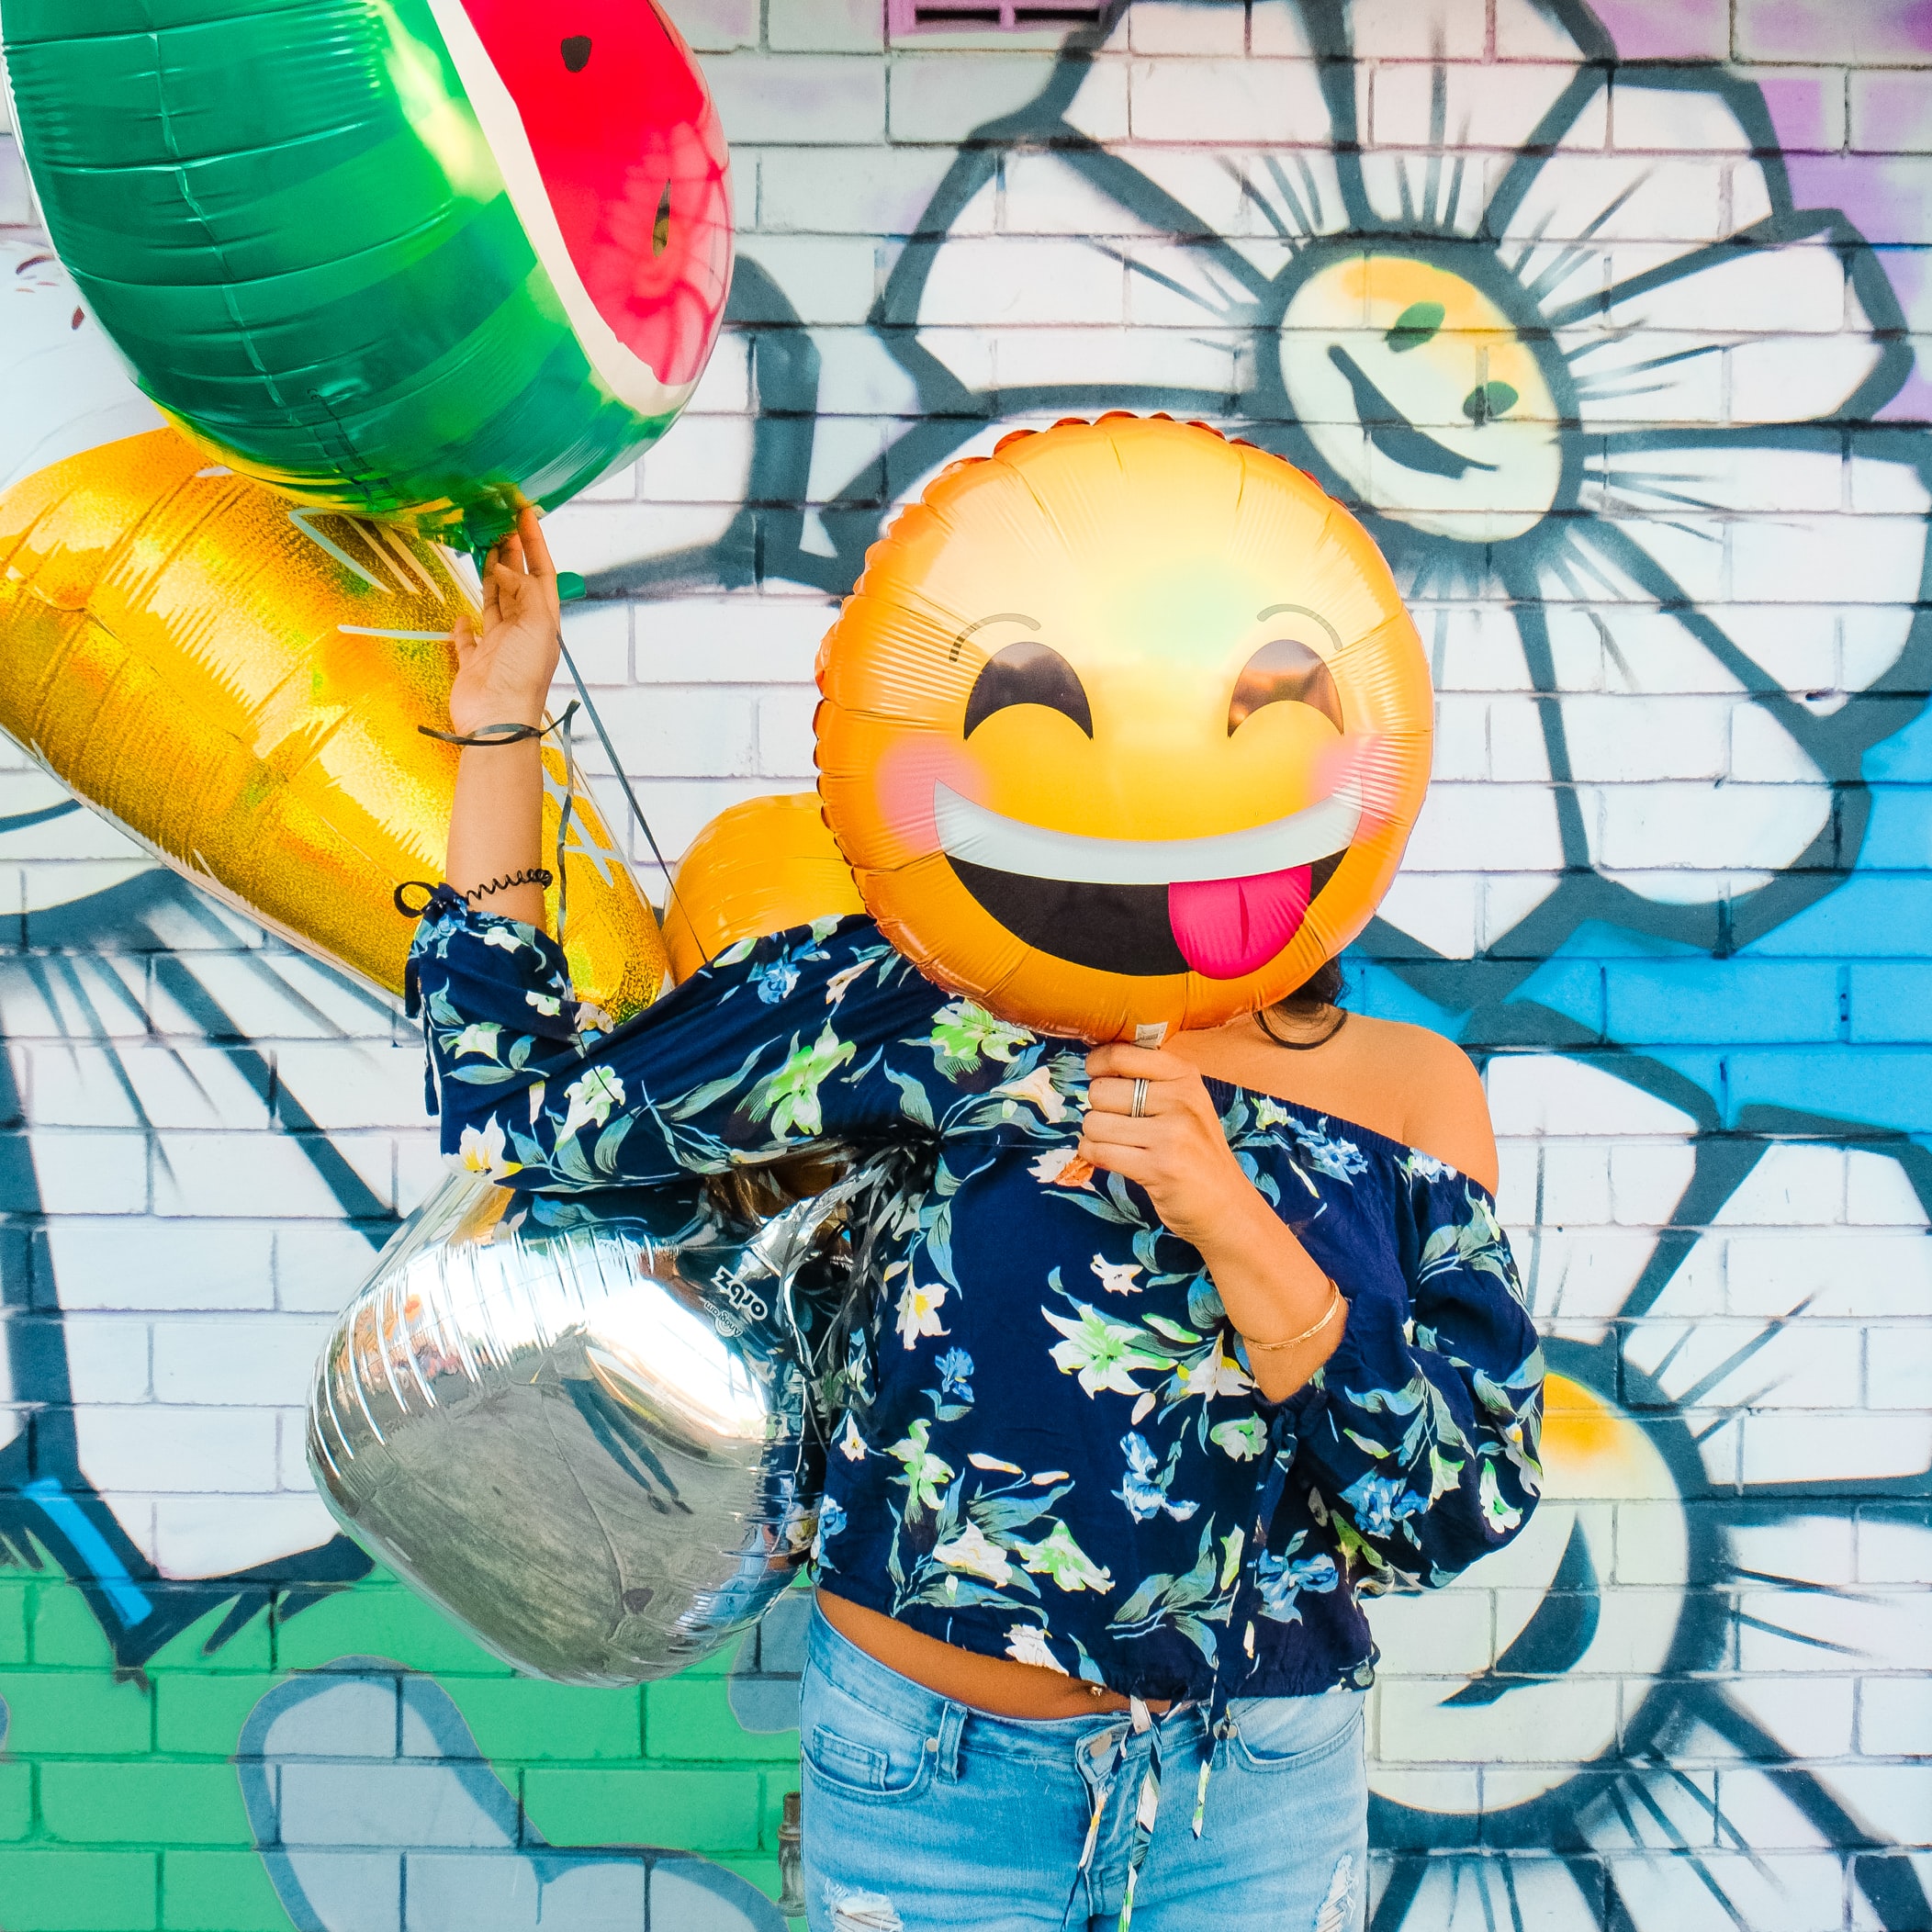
816,1589,1170,1718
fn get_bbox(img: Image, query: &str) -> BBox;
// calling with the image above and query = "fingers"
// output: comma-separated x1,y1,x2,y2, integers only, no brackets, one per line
1087,1073,1170,1118
1078,1109,1158,1148
1077,1135,1154,1186
453,612,477,664
1086,1042,1192,1084
516,504,556,581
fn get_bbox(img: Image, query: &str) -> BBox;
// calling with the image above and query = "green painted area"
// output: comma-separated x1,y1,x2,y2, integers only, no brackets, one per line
158,1850,300,1932
40,1762,253,1847
523,1766,763,1851
0,1848,159,1931
0,1558,796,1926
272,1579,517,1676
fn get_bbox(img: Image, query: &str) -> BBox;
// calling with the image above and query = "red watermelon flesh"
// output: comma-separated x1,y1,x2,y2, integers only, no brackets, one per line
456,0,732,392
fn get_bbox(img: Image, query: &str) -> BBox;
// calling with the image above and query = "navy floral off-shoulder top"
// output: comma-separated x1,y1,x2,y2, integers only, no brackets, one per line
408,905,1544,1705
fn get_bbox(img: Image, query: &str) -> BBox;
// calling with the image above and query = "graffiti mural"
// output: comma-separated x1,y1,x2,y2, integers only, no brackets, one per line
3,1,1930,1928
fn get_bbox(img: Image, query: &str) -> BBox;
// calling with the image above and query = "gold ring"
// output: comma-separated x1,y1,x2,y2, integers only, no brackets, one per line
1130,1078,1149,1118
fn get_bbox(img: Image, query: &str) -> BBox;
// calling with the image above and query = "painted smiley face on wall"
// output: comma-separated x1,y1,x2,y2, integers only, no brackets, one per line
815,416,1434,1041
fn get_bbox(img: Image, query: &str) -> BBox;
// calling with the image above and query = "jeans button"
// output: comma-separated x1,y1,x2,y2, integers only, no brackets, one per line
924,1736,938,1753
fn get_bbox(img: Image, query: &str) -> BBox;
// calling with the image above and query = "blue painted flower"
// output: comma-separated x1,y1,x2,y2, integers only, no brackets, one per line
936,1348,974,1400
1254,1539,1340,1624
1341,1471,1428,1540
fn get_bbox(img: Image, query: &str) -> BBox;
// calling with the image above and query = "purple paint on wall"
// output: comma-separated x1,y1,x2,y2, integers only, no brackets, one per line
1589,0,1729,61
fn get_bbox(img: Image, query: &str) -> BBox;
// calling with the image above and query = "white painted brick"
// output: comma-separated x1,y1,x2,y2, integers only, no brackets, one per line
889,54,1098,144
556,601,632,686
147,952,392,1042
1732,1511,1858,1587
1741,1412,1932,1487
1126,3,1246,56
1859,1675,1932,1758
153,1131,384,1219
768,0,883,54
13,1129,148,1215
1364,1586,1492,1677
152,1491,343,1578
632,594,834,683
704,55,887,146
657,0,758,54
565,685,760,782
737,234,884,326
640,414,757,502
152,1313,334,1409
1376,1675,1620,1763
76,1402,279,1493
0,953,149,1040
394,1136,448,1219
57,1315,151,1403
756,690,819,779
1869,1325,1932,1410
274,1043,437,1133
755,145,958,237
275,1224,387,1316
1724,1233,1932,1319
17,1043,268,1130
43,1219,275,1313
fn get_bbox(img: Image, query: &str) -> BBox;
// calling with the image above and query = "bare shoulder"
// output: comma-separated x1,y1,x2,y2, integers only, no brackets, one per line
1342,1016,1497,1193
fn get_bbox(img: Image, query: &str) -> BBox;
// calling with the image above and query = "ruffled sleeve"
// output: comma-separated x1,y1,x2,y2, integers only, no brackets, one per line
406,904,974,1189
1286,1155,1544,1591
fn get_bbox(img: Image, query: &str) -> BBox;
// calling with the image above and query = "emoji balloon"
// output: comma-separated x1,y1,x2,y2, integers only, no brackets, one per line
814,415,1432,1042
0,425,667,1019
0,0,731,547
662,792,864,983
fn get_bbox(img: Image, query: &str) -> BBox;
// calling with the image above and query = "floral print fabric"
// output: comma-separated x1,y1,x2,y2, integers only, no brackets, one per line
410,906,1544,1703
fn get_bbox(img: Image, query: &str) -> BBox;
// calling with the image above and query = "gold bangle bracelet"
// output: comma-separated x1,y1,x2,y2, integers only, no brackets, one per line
1243,1279,1343,1354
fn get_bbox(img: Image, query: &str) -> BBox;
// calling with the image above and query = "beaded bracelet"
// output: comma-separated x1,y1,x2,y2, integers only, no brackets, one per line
1244,1278,1343,1353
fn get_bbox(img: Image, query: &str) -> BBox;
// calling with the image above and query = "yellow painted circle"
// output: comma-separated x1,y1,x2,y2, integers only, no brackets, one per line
1279,255,1563,543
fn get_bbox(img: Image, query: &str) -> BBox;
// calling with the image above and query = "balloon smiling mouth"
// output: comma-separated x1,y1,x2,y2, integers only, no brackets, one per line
933,783,1360,981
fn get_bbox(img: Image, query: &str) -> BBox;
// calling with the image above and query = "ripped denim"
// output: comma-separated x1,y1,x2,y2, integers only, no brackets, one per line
799,1606,1367,1932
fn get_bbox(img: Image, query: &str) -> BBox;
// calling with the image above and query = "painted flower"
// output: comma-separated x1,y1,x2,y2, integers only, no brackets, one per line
936,1348,974,1399
837,1415,868,1464
1042,1303,1167,1399
1005,1623,1067,1673
754,1024,855,1139
1340,1471,1429,1541
559,1065,625,1140
1115,1431,1199,1523
1014,1521,1114,1594
450,1022,501,1060
813,1497,848,1561
883,0,1929,963
1291,1121,1369,1183
753,957,800,1005
1254,1543,1341,1625
1479,1460,1522,1537
448,1117,521,1179
1090,1254,1141,1297
1030,1146,1095,1191
886,1419,953,1517
1209,1416,1268,1463
524,992,561,1018
932,1521,1012,1586
481,925,526,954
895,1275,950,1350
996,1064,1068,1122
927,1000,1034,1073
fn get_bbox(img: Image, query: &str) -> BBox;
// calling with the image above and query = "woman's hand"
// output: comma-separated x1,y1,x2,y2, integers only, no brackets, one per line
1082,1041,1344,1400
447,507,562,738
1080,1043,1252,1248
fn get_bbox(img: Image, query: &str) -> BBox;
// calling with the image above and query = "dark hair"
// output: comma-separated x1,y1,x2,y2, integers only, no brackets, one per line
1255,955,1347,1050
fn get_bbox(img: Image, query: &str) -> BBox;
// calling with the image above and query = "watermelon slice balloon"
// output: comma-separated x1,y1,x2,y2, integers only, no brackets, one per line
0,0,733,547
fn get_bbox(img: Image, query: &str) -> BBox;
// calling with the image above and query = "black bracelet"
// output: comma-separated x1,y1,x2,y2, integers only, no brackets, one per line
419,699,579,747
462,868,554,904
391,871,552,917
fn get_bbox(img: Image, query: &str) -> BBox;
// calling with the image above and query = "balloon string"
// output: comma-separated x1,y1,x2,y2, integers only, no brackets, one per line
553,630,692,937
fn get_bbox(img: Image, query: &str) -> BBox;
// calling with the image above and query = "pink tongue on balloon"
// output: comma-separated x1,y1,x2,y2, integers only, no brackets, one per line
1168,866,1313,980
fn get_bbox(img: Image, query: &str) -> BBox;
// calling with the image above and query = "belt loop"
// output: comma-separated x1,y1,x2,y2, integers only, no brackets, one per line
935,1699,968,1783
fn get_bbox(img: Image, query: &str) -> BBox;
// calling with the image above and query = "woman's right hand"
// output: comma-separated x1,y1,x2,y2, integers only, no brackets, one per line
448,506,563,737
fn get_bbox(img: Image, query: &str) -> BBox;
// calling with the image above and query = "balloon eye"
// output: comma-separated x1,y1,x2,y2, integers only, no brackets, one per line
964,642,1094,739
1229,638,1342,735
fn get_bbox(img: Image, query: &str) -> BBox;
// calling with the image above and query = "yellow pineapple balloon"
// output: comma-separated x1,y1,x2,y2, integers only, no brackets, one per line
661,792,865,982
0,428,666,1018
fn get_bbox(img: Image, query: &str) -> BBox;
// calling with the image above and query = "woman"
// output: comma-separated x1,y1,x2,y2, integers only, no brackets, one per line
412,511,1544,1932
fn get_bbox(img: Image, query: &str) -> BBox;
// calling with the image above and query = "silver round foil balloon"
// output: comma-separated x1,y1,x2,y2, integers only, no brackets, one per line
307,1160,864,1684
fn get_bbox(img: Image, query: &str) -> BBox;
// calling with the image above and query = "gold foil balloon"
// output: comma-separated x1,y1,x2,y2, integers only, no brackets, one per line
0,427,665,1017
662,791,865,982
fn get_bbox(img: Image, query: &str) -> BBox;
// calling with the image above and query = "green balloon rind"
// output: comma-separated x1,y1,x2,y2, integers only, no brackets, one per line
1,0,700,546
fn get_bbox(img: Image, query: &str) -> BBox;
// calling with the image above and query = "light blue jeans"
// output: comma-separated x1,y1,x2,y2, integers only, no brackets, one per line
799,1607,1367,1932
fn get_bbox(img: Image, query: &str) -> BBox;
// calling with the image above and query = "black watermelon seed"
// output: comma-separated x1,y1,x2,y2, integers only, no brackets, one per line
561,35,591,72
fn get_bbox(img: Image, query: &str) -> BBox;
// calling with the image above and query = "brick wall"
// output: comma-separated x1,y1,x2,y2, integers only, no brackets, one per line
2,2,1929,1927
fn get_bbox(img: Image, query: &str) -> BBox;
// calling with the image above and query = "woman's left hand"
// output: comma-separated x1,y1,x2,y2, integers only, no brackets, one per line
1081,1044,1252,1247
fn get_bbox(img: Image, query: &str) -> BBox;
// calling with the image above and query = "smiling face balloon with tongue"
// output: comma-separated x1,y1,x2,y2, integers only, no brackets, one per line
815,415,1432,1042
